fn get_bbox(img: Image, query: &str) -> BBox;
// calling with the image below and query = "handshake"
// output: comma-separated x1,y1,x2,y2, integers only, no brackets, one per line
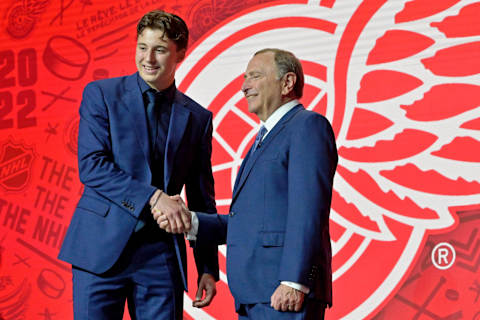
149,189,192,234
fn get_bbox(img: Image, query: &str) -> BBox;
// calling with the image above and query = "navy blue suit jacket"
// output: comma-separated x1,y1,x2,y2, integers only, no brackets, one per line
196,105,337,308
58,73,218,289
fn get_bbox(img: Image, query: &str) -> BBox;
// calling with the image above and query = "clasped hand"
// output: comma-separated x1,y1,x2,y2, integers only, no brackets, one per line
150,191,191,233
150,192,216,308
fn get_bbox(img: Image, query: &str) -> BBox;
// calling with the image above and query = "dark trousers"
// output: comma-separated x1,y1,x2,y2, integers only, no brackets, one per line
238,300,325,320
72,227,183,320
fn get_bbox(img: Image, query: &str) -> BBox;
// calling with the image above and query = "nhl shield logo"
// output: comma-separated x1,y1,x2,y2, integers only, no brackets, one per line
0,138,35,192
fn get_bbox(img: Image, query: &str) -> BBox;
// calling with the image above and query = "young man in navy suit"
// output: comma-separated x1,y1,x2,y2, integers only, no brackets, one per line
58,10,218,319
157,48,338,319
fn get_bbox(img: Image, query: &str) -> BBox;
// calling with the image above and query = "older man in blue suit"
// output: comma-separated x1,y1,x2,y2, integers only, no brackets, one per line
58,10,218,320
158,48,337,319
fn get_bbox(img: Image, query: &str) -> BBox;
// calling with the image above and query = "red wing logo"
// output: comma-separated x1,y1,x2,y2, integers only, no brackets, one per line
0,138,35,192
177,0,479,318
6,0,51,39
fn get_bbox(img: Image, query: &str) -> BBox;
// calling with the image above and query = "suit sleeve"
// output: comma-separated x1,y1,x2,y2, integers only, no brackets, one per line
77,82,156,218
184,112,220,281
196,212,228,246
278,114,337,287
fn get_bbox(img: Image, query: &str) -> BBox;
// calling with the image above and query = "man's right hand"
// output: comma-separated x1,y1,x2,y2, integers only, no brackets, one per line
150,191,191,233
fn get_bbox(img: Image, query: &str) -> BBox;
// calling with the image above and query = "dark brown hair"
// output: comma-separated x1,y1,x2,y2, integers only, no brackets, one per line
137,10,189,51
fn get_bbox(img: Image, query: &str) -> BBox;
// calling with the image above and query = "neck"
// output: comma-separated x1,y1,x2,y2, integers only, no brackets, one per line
260,97,295,121
149,78,175,91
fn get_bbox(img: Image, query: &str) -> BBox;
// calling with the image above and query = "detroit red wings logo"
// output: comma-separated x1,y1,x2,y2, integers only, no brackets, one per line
5,0,51,39
176,0,480,318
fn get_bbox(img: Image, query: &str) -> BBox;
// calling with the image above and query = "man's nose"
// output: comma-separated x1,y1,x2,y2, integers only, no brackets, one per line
146,49,155,62
241,79,249,95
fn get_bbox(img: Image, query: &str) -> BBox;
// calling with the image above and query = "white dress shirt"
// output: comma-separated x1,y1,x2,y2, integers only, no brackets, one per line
261,99,299,140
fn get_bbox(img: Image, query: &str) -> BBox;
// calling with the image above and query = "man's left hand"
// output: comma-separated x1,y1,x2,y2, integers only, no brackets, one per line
270,284,305,312
192,273,217,308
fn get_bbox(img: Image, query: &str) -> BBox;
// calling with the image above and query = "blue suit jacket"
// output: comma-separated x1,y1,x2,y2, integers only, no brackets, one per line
196,105,337,307
58,73,218,289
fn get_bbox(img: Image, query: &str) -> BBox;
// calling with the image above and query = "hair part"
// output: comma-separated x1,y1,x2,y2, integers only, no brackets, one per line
137,10,189,51
254,48,304,98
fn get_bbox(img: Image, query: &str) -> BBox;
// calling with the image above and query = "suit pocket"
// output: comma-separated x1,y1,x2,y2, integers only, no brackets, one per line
261,231,284,247
76,196,110,217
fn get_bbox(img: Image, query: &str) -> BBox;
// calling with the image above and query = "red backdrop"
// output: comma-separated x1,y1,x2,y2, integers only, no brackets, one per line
1,0,479,319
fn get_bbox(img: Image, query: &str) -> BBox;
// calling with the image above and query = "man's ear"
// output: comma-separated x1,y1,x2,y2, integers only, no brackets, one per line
281,72,296,96
176,48,186,63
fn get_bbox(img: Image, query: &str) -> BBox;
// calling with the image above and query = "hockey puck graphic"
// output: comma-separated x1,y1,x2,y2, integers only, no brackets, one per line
43,35,91,81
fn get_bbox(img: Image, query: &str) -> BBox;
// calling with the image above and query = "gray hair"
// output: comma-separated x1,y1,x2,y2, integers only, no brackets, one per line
254,48,304,98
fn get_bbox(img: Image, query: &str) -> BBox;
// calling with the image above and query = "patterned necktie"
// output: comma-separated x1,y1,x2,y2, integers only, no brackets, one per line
252,125,267,152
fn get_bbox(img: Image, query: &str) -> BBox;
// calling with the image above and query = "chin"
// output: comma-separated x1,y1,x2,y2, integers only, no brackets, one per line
248,105,258,115
139,72,157,83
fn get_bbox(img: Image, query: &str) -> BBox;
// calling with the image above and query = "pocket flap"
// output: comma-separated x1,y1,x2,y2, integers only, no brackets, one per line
76,196,110,217
261,232,285,247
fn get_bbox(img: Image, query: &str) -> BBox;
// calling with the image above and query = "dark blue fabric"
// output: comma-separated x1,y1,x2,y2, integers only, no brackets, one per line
58,72,219,319
145,90,159,154
72,232,183,320
196,104,337,309
237,300,325,320
146,89,171,190
135,88,172,232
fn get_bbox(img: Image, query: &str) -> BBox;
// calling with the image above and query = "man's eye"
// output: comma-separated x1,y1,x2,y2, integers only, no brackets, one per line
244,73,262,81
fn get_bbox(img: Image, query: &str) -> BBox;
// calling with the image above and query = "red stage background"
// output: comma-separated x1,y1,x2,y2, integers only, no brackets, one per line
1,0,479,319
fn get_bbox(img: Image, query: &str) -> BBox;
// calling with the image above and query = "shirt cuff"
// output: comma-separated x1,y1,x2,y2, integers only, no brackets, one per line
281,281,310,294
185,211,199,241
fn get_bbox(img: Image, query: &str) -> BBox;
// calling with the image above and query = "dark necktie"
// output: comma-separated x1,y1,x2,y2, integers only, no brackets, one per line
252,125,267,152
145,89,159,152
136,90,169,232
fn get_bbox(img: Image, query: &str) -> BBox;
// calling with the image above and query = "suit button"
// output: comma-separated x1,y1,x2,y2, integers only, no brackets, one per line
229,211,235,217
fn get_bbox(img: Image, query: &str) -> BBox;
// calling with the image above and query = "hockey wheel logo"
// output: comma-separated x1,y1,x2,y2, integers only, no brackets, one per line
177,0,480,319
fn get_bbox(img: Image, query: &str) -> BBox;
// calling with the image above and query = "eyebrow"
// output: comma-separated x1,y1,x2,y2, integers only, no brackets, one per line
244,71,262,78
137,43,168,49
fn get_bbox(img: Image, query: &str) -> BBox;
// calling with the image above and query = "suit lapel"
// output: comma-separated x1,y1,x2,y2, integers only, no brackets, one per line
123,74,151,166
164,91,190,190
232,146,253,194
231,105,303,203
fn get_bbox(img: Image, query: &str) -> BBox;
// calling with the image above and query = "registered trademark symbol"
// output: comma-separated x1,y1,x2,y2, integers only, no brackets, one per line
431,242,456,270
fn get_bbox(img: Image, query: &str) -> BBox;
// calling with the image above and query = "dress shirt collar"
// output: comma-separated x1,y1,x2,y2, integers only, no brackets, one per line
261,99,300,137
137,73,176,105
